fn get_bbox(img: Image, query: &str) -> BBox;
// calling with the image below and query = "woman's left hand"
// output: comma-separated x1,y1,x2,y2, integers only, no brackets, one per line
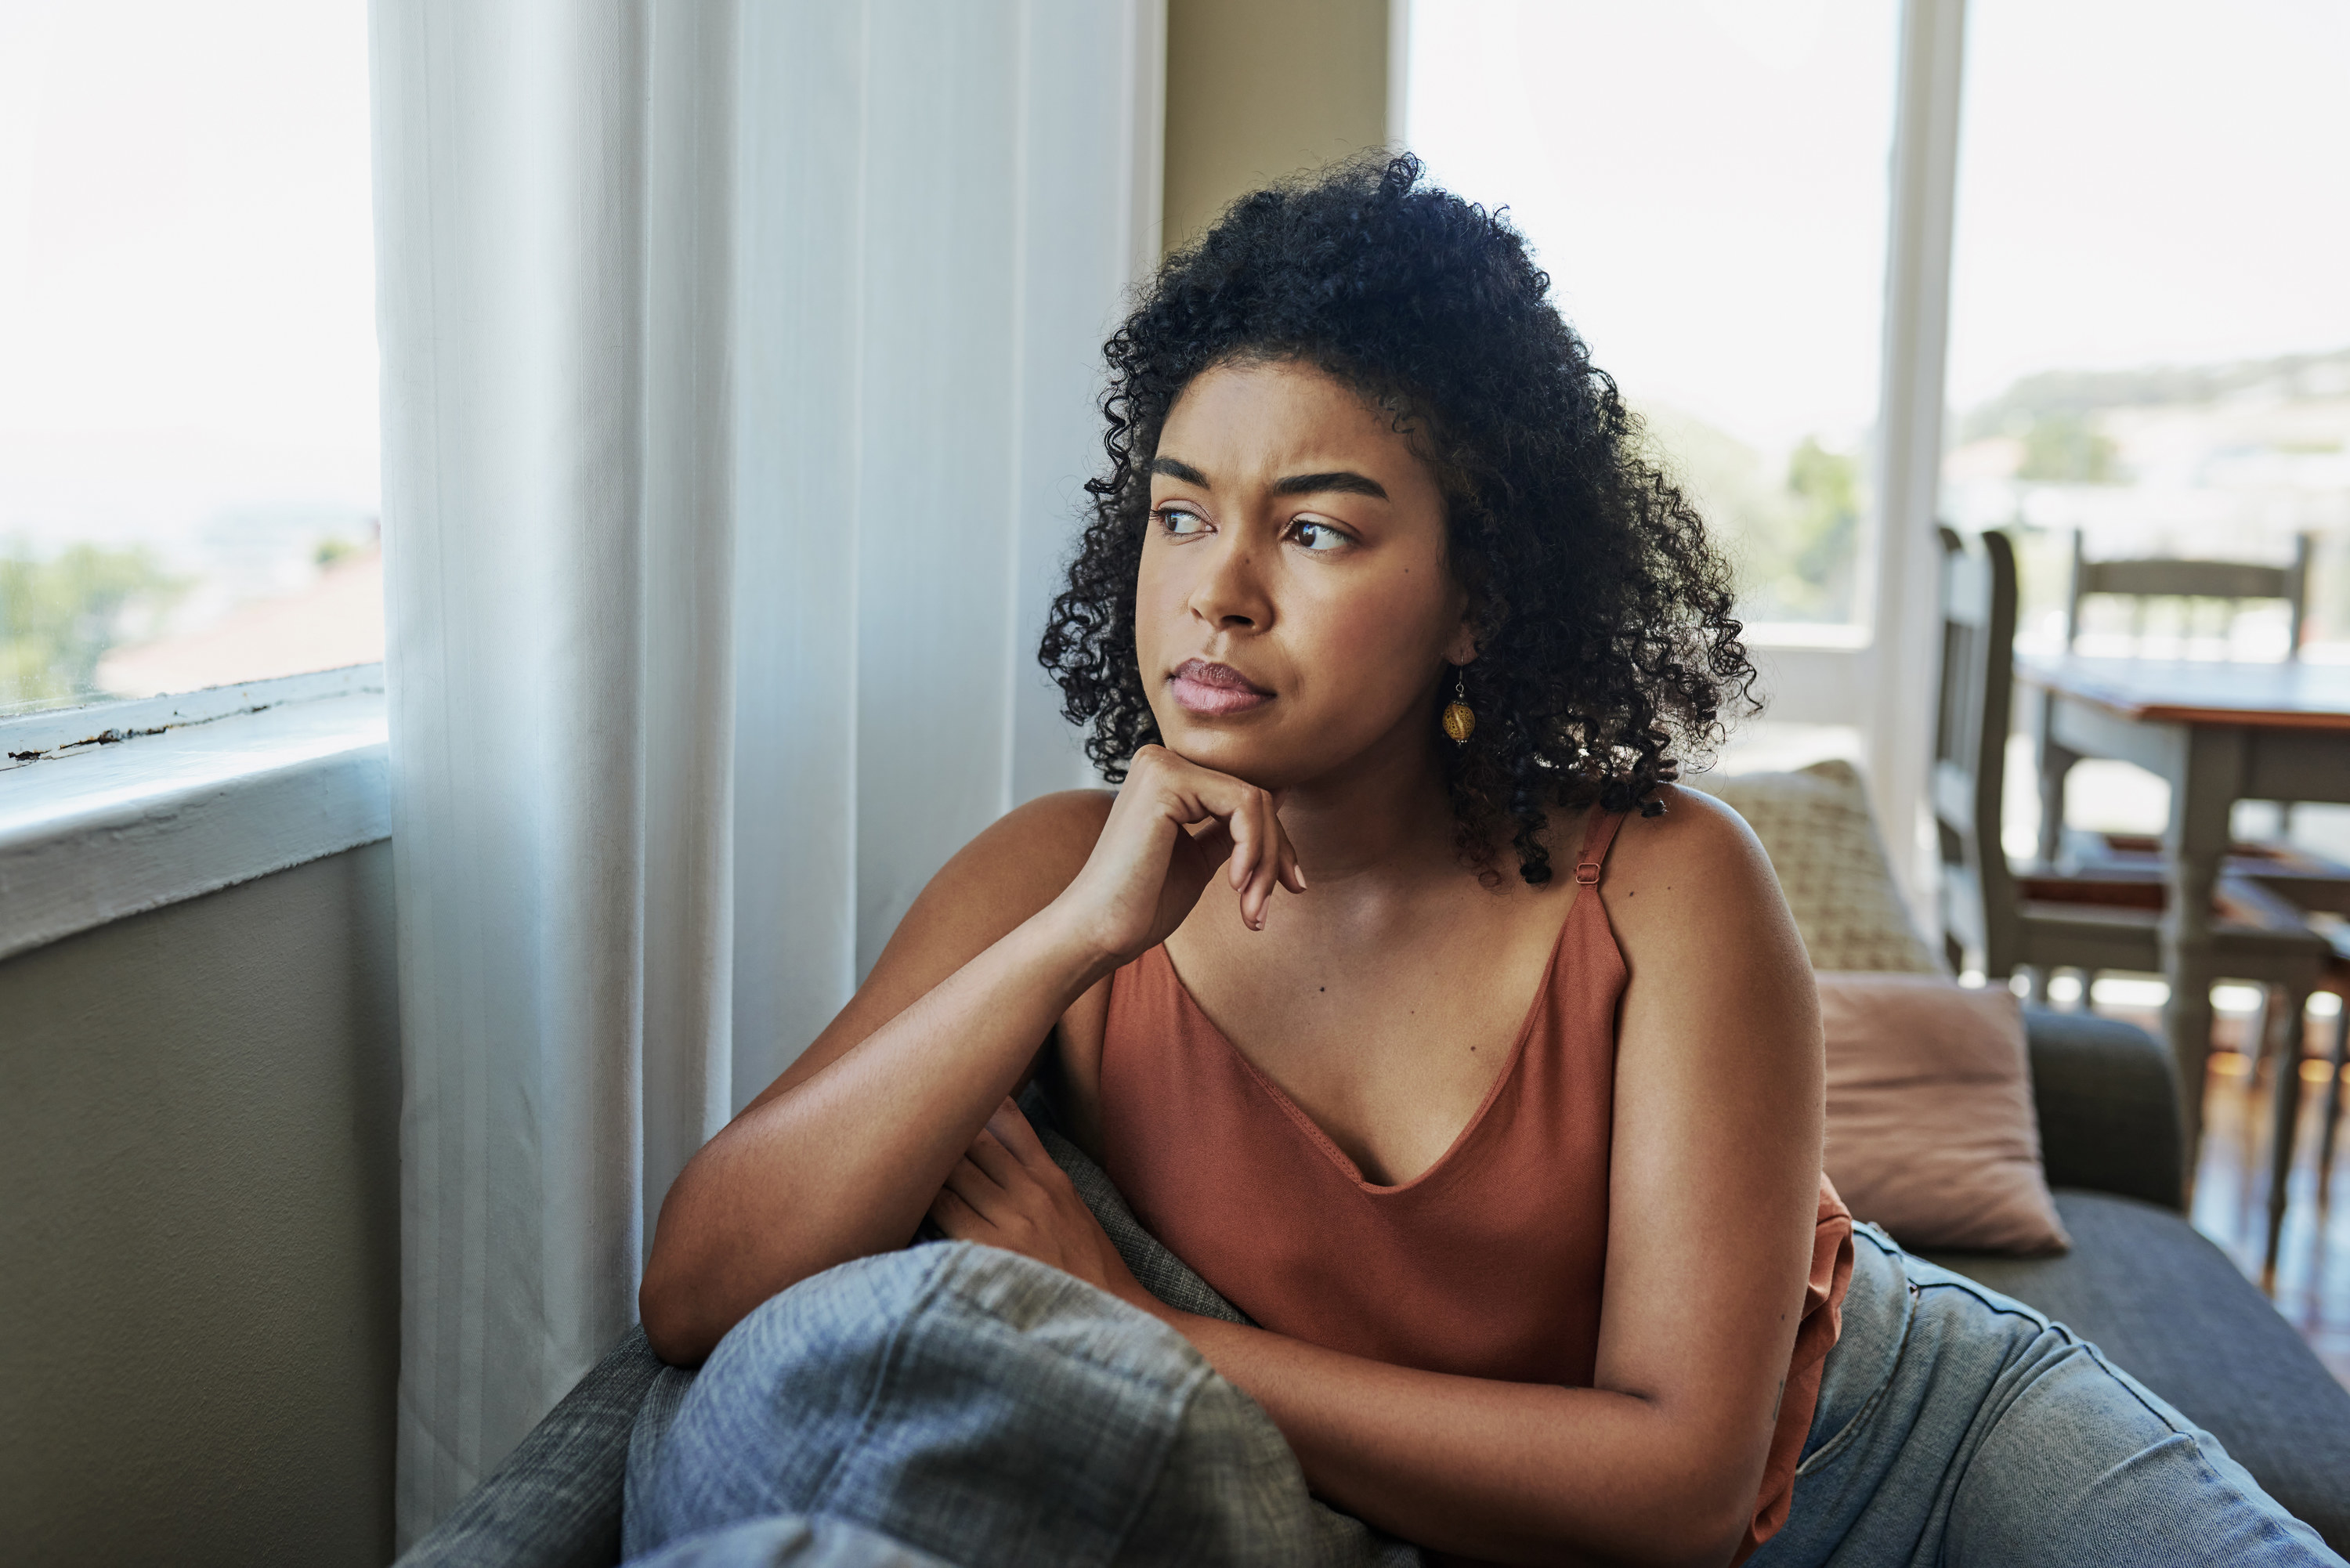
928,1100,1154,1311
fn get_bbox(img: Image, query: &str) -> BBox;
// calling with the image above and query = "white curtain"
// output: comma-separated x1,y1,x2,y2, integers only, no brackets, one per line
371,0,1162,1543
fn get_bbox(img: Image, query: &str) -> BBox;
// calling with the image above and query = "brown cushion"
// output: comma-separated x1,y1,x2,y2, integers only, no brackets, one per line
1687,761,1942,975
1818,971,2071,1255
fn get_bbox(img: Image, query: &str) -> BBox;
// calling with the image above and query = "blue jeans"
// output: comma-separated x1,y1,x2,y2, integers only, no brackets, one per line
626,1233,2339,1566
1752,1223,2340,1566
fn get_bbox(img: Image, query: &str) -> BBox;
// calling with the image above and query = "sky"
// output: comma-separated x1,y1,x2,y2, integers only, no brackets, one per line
1408,0,1898,454
1407,0,2350,453
5,0,2345,547
1943,0,2350,410
0,0,378,546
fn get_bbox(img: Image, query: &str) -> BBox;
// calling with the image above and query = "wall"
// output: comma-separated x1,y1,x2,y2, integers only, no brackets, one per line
0,843,400,1568
1162,0,1392,249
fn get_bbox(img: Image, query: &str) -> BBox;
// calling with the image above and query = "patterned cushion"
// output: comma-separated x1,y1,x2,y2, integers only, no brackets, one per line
1687,760,1943,975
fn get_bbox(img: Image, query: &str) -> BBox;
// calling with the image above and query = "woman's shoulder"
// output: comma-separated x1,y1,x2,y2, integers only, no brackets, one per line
894,789,1114,941
787,791,1113,1078
1597,782,1818,1098
1611,781,1769,865
1597,783,1791,947
964,788,1115,887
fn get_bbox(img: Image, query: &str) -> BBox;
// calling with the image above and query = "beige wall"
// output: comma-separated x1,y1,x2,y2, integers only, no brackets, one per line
0,843,400,1568
1162,0,1393,250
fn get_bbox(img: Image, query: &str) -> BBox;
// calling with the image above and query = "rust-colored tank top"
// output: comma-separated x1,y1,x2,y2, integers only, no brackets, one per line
1099,806,1853,1564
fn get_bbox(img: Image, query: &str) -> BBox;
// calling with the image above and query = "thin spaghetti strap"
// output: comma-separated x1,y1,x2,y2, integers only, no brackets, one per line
1571,804,1629,887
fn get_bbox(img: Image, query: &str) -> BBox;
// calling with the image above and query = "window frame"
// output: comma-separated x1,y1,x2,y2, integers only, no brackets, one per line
0,664,388,960
1739,0,1967,915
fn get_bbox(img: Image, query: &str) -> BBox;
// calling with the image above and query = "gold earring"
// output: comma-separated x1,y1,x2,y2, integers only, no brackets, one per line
1441,668,1476,745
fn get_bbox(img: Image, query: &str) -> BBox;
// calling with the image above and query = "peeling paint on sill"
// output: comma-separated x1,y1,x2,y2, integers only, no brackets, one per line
0,666,387,774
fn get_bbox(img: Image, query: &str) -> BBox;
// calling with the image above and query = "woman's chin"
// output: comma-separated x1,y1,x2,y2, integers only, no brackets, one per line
1153,727,1292,790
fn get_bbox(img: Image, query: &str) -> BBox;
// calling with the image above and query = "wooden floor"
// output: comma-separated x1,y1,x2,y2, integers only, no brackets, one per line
2158,1009,2350,1391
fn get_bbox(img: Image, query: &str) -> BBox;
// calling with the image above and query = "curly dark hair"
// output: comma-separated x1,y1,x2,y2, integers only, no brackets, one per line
1039,154,1758,885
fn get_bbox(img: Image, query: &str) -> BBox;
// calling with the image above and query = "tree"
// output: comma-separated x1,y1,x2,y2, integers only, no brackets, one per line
0,544,190,708
2014,410,2119,484
1634,404,1862,623
1784,436,1861,607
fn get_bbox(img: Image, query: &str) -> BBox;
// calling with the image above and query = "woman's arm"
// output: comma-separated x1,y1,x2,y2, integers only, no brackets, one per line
638,749,1301,1364
939,791,1821,1568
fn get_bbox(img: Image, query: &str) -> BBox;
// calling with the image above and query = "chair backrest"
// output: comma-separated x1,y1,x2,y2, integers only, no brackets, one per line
1934,526,2022,977
2064,530,2312,659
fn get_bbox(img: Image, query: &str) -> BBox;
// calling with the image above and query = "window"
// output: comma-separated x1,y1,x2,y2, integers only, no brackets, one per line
0,0,379,714
1941,0,2350,659
1408,0,1900,629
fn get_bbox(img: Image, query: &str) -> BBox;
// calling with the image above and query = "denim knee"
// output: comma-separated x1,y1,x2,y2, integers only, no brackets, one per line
629,1245,1211,1562
626,1244,1398,1568
627,1512,959,1567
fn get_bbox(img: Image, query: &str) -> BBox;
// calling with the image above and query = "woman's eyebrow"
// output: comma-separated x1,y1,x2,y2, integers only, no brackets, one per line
1148,457,1209,486
1148,457,1389,501
1273,470,1389,500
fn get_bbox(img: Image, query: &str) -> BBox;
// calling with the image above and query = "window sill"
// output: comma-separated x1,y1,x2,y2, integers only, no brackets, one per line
0,667,389,963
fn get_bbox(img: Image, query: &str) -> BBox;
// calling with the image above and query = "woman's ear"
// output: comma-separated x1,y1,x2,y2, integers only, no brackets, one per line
1444,620,1479,667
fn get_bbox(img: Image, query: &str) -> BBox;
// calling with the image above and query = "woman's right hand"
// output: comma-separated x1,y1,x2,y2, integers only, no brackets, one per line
1050,744,1305,966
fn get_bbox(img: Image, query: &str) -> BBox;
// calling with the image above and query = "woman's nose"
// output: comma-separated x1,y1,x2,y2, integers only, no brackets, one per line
1188,536,1271,629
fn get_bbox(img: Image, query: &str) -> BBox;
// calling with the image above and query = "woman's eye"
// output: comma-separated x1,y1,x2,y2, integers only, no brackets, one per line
1156,506,1207,537
1291,518,1349,551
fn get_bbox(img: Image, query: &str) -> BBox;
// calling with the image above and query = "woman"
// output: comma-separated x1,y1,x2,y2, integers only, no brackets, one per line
634,157,2337,1567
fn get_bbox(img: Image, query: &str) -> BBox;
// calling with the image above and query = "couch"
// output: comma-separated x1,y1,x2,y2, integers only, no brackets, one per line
400,761,2350,1560
393,1003,2350,1566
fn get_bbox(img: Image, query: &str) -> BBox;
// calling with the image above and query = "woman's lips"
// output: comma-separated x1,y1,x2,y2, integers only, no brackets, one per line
1170,658,1273,717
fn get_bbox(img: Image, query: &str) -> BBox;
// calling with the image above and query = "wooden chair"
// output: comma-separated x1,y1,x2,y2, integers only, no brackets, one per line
2038,531,2316,864
2064,529,2312,659
1933,527,2329,1242
2238,872,2350,1280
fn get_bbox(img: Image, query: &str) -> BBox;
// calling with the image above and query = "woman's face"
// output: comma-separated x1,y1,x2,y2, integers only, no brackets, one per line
1135,357,1471,789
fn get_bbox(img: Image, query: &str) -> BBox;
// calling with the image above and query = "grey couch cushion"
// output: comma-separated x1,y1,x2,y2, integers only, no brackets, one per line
394,1326,666,1568
2020,1007,2185,1212
1922,1189,2350,1552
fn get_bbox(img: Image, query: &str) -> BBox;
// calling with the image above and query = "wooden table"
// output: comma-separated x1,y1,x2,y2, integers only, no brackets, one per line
2019,653,2350,1133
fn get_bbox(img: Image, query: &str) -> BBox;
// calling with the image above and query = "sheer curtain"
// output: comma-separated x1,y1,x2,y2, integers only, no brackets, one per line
371,0,1162,1541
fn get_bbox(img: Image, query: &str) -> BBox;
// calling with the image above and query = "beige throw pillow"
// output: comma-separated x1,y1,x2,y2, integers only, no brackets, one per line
1688,760,1942,975
1817,972,2070,1255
